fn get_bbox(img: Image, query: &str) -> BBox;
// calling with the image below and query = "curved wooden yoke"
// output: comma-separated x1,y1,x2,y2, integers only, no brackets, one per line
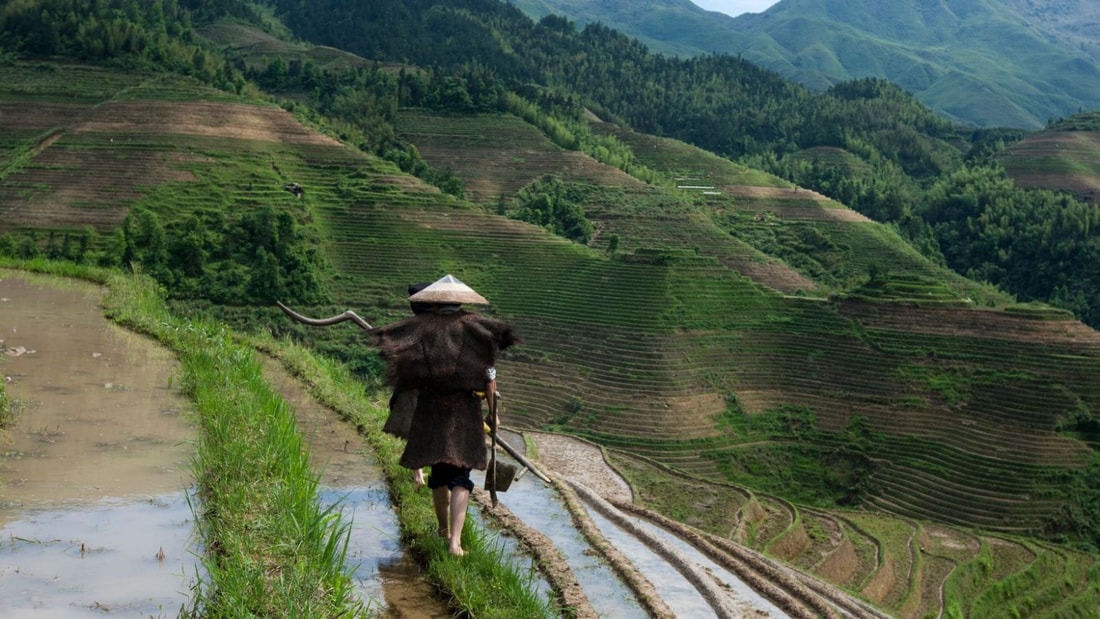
275,301,373,331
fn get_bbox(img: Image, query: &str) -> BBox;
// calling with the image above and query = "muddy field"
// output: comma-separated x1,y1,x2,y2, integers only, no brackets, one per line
0,270,198,616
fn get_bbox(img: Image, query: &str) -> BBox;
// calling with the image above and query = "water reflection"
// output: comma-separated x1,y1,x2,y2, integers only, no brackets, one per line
0,271,193,511
627,513,788,616
318,485,404,612
0,493,197,618
265,357,453,617
472,464,645,617
1,270,200,616
587,506,717,618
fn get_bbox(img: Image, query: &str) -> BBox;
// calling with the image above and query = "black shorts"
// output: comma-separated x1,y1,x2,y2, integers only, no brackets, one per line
427,463,474,492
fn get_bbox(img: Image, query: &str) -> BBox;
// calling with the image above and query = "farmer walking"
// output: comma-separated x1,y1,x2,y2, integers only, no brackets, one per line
369,274,520,556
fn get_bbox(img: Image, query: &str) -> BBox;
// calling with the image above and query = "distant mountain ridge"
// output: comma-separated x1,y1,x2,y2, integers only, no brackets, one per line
506,0,1100,129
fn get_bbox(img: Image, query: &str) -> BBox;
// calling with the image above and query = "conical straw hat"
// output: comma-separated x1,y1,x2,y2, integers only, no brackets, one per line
408,274,488,305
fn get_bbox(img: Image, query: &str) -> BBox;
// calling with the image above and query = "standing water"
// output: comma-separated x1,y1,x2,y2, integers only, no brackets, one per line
470,458,644,617
0,270,198,617
261,357,453,617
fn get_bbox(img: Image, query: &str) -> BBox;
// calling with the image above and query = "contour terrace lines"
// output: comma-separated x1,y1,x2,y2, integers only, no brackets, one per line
71,100,346,147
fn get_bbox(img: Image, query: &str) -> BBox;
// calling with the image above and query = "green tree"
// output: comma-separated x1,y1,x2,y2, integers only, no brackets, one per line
512,175,594,245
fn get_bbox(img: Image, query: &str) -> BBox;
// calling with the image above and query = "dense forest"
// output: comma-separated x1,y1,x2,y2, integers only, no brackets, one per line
2,0,1100,328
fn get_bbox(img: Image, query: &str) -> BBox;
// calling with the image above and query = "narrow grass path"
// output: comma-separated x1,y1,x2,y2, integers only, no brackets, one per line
251,331,558,618
100,267,365,617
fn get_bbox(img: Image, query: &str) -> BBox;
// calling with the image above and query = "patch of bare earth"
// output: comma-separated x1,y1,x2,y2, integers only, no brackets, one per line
814,535,861,587
527,431,632,503
0,102,87,132
1003,131,1100,202
3,145,199,229
3,99,350,231
724,186,872,223
734,389,790,415
837,299,1100,346
371,173,442,194
728,258,820,295
415,143,645,205
859,555,897,607
74,101,345,146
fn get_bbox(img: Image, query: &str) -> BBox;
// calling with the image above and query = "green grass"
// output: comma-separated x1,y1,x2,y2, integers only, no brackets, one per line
607,451,749,535
197,19,375,73
95,267,364,617
0,62,151,103
0,371,11,443
2,258,365,615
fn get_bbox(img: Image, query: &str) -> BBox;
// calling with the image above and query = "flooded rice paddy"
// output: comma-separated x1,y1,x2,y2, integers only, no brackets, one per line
0,494,195,617
0,270,197,617
620,512,788,617
471,453,644,617
488,434,790,618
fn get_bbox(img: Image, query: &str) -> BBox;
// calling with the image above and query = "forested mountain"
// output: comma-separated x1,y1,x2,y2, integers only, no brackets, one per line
506,0,1100,130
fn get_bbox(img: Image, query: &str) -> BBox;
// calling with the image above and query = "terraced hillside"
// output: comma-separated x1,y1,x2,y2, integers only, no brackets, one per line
2,63,1099,617
998,113,1100,204
0,64,348,236
197,21,384,72
392,109,1100,613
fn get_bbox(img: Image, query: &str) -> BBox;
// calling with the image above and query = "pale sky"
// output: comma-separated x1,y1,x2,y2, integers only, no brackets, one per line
690,0,780,17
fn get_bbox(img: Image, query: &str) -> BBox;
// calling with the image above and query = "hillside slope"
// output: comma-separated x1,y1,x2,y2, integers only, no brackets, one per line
998,111,1100,203
506,0,1100,129
2,60,1100,616
393,105,1099,523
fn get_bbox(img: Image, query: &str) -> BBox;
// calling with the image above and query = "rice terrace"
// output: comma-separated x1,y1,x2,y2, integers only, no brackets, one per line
2,5,1100,618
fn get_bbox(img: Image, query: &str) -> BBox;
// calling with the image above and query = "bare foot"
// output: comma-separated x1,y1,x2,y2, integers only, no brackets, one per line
448,542,465,557
437,527,449,539
413,469,426,490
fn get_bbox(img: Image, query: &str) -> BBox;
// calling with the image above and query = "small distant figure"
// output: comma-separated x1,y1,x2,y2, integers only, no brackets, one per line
283,182,304,198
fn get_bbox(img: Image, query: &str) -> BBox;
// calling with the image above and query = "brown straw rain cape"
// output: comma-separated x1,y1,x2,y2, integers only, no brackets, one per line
370,308,519,470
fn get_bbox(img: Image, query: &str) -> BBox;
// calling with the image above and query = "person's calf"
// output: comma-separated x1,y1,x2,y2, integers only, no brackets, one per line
432,486,451,540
